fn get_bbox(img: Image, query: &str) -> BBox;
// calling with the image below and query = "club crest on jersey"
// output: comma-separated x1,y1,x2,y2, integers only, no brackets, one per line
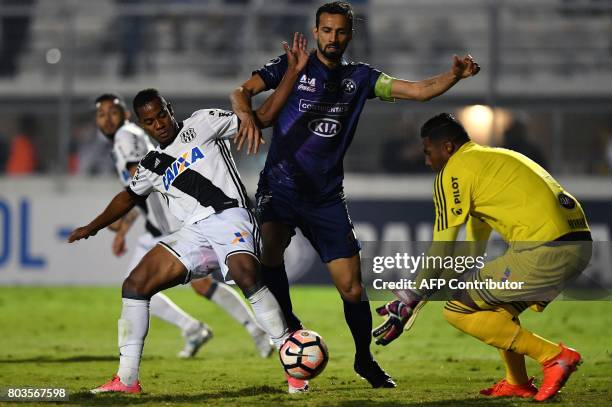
180,128,196,143
162,147,205,190
341,78,356,94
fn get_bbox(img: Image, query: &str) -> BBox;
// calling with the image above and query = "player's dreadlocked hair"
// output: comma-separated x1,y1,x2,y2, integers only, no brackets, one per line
95,93,127,112
316,1,354,30
421,113,470,144
133,88,167,118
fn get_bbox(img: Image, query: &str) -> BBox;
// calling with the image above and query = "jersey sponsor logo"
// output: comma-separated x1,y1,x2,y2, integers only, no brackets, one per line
300,74,316,86
298,84,316,93
210,110,233,118
451,176,461,204
308,118,342,138
298,99,349,116
231,231,248,244
162,147,205,190
180,128,196,143
298,74,317,92
558,193,576,209
341,78,356,94
451,208,463,216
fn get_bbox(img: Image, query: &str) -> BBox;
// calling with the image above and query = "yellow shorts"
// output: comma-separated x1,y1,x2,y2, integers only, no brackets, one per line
465,241,592,314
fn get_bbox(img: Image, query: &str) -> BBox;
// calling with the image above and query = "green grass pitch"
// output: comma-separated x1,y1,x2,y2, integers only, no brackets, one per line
0,286,611,406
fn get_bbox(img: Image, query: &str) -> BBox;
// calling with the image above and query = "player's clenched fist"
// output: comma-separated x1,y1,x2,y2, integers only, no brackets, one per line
68,225,97,243
452,54,480,79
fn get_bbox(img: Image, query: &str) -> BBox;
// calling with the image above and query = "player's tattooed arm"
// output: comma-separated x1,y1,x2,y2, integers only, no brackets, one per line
391,54,480,101
68,190,139,243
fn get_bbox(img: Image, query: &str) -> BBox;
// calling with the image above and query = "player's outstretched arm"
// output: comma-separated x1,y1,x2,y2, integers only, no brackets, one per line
255,32,310,129
68,190,139,243
391,54,480,102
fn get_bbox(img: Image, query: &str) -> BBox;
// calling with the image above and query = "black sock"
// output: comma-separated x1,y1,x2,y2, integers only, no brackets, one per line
343,298,373,362
261,263,302,331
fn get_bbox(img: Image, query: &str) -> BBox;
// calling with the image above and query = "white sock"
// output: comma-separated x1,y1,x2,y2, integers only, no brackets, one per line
117,298,149,386
150,292,201,334
208,282,265,337
247,286,289,348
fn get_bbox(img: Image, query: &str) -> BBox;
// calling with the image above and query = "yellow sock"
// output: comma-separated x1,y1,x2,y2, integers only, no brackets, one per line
443,302,562,365
498,349,529,385
511,330,561,364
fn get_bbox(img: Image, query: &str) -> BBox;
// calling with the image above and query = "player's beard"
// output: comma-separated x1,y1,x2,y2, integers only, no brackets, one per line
317,40,345,62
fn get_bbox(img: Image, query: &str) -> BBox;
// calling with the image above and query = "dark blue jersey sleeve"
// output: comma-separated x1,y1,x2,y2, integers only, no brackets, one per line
252,54,289,90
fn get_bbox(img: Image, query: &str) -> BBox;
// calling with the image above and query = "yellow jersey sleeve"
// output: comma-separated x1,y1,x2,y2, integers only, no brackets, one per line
433,162,473,232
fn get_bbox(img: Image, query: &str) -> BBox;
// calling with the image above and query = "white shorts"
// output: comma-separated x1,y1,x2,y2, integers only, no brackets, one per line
126,232,220,279
158,207,260,282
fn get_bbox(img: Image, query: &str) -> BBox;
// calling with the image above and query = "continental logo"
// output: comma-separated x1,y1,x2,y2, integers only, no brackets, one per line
299,99,349,116
162,147,205,190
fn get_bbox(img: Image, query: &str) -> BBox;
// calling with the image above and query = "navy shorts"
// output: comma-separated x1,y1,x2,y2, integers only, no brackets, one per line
255,186,360,263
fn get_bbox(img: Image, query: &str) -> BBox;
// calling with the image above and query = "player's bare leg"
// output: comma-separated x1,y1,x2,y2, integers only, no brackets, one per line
327,254,396,388
92,244,190,394
190,277,274,358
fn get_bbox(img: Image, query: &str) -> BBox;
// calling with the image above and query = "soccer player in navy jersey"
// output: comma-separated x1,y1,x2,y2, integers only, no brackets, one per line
230,1,480,390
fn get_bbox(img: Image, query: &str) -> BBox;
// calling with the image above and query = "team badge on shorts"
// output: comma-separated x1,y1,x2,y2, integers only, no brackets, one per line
180,128,197,143
231,231,249,244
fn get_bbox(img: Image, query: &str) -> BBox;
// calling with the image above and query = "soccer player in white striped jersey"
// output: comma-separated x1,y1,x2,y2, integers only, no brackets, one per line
95,93,274,359
70,34,310,394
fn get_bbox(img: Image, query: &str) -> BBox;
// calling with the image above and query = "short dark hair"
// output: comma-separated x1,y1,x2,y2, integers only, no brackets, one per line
133,88,164,118
95,93,127,112
421,113,470,144
316,1,353,30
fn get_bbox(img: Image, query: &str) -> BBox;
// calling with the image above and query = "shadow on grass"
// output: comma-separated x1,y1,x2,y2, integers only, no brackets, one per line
0,355,162,364
67,386,283,405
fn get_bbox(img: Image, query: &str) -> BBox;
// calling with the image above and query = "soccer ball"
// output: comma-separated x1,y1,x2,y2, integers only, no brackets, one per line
280,329,329,379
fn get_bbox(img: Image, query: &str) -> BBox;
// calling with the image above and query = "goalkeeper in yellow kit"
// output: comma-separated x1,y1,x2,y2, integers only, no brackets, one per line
373,113,592,401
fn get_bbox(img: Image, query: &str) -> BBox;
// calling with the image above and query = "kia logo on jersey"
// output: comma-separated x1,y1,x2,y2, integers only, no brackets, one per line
308,118,342,138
